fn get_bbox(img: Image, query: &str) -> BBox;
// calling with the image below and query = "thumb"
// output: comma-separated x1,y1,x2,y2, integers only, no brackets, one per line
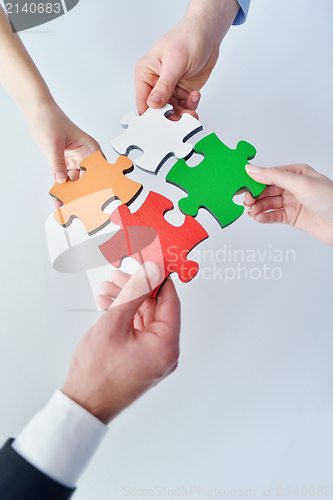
245,164,310,196
110,262,161,324
147,62,185,109
49,140,68,183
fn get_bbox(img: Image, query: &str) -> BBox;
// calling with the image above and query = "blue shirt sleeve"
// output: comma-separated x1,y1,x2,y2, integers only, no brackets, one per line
233,0,251,25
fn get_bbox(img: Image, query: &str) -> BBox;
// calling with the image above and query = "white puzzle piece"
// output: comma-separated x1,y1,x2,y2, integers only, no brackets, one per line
110,104,202,174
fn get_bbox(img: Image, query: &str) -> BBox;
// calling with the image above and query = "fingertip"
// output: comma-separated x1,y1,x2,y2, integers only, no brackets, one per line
139,261,162,290
53,198,63,209
96,294,112,311
148,92,162,104
191,92,200,104
245,164,262,175
100,280,112,295
157,275,175,298
55,171,67,184
243,192,255,207
186,91,201,111
147,92,166,109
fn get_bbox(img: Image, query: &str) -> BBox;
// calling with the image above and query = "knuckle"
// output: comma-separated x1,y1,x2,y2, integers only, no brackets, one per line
156,77,174,93
299,163,311,171
269,166,281,176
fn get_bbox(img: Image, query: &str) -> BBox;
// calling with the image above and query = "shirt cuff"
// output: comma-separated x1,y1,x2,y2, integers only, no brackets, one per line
233,0,251,25
11,390,108,488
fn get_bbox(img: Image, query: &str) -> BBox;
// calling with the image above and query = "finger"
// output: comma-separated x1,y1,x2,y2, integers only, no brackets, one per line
252,209,287,225
135,78,152,115
243,185,283,206
111,269,132,289
134,296,156,331
96,294,114,311
49,139,69,183
167,98,199,121
184,91,201,111
173,89,200,111
110,262,162,324
154,278,181,340
53,197,63,209
68,168,81,182
100,280,122,300
173,102,199,120
133,309,146,331
245,164,313,197
147,60,186,109
247,195,284,217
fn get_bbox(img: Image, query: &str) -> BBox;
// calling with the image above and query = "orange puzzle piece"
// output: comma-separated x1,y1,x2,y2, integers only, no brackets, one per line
49,151,142,235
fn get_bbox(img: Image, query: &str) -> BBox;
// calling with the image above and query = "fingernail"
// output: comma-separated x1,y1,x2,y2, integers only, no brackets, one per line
247,207,252,215
245,164,262,174
140,262,160,278
192,95,200,103
139,261,160,280
56,172,67,183
149,93,162,104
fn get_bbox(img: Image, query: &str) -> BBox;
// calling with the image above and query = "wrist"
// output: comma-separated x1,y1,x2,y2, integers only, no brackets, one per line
185,0,239,46
61,381,112,425
20,87,55,123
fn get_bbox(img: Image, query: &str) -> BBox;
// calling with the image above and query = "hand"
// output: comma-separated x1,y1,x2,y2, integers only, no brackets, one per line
28,100,100,193
135,0,239,118
244,164,333,245
135,17,207,118
62,262,180,424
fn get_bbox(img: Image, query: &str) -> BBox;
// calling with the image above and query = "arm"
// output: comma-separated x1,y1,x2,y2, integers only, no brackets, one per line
0,438,75,500
0,263,180,496
135,0,245,117
244,164,333,245
0,6,99,184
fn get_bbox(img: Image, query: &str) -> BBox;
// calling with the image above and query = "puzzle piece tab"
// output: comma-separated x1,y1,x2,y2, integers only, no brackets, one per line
166,133,266,228
49,151,142,235
111,104,202,174
99,191,208,296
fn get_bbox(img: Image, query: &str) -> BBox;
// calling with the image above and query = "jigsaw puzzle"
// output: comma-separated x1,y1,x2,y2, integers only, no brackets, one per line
99,191,208,296
166,133,266,228
111,104,202,173
49,151,142,235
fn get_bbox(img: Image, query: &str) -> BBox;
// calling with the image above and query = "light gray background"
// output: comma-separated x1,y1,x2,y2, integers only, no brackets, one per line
0,0,332,498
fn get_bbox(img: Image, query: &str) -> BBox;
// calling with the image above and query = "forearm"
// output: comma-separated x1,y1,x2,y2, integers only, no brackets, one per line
0,5,53,121
185,0,240,46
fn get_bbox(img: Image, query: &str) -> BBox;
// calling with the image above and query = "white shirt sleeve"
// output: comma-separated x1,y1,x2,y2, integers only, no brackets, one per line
233,0,251,25
11,390,108,488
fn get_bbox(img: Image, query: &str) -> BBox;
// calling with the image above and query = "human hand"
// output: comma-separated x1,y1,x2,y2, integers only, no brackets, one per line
135,0,239,118
244,164,333,245
28,100,100,194
62,262,180,424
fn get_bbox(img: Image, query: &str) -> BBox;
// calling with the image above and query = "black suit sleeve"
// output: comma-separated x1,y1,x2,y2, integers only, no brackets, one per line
0,438,76,500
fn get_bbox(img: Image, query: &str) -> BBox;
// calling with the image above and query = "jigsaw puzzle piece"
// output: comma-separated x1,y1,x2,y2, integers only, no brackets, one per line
99,226,159,268
53,188,118,235
166,133,266,228
111,104,202,174
49,151,142,235
99,191,208,296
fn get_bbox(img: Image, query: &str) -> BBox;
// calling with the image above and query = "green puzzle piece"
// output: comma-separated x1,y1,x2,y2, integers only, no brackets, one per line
166,133,266,228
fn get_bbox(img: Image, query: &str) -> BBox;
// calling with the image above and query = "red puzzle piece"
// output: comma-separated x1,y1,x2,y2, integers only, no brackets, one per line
99,191,208,296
